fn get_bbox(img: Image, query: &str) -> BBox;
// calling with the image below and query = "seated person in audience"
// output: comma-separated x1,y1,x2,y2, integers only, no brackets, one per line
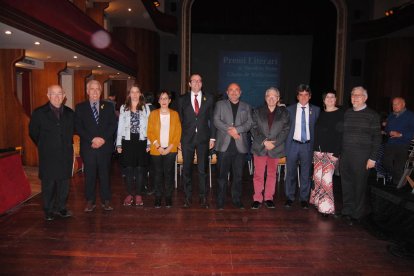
383,97,414,186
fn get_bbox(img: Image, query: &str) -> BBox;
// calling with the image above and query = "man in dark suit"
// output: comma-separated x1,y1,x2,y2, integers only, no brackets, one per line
213,83,253,209
29,84,74,221
177,73,216,208
75,80,117,212
284,84,320,209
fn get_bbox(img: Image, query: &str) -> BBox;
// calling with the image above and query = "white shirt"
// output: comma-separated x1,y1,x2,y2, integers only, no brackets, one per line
293,103,310,141
191,91,202,111
160,113,170,148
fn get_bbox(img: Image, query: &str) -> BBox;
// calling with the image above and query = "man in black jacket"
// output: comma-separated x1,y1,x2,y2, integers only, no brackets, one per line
29,84,75,221
177,73,216,208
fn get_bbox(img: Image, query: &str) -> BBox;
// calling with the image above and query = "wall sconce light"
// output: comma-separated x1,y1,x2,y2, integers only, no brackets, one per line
153,1,160,7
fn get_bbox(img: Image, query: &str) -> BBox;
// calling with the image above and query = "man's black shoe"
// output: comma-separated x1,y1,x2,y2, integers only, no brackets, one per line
165,197,172,208
300,201,309,209
183,197,192,208
264,200,275,209
343,215,357,226
284,199,293,208
233,201,244,209
387,244,414,260
45,213,54,221
199,197,209,209
154,197,162,208
55,209,72,218
251,201,261,209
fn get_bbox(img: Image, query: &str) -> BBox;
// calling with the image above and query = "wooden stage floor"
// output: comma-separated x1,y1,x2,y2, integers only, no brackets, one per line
1,161,413,275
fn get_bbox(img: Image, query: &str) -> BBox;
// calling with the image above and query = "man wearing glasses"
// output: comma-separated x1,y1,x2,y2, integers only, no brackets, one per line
177,73,216,208
340,86,381,225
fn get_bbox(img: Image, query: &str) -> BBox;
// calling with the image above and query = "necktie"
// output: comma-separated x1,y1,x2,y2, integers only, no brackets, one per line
92,102,99,124
194,94,199,115
301,106,307,142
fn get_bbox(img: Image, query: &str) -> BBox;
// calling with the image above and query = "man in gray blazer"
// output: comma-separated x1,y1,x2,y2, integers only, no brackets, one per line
214,83,253,209
250,87,290,209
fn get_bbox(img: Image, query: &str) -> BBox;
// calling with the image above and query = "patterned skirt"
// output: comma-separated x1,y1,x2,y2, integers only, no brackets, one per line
310,151,338,214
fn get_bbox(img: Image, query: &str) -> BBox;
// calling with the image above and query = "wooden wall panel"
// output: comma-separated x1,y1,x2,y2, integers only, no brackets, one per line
73,70,91,106
72,0,86,13
86,2,109,27
0,49,25,150
365,38,414,114
30,62,67,111
93,74,110,90
20,61,67,165
111,80,128,109
113,27,159,94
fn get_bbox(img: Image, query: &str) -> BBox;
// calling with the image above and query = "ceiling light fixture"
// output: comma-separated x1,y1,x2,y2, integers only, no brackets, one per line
5,30,12,35
34,41,40,45
128,8,132,12
73,55,78,59
97,65,102,68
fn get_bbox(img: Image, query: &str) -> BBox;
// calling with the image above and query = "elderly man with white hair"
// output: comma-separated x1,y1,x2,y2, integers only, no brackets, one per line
340,86,382,225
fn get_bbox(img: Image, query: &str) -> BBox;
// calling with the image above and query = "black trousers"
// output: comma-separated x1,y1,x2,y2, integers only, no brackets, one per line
41,178,70,214
83,150,112,203
151,152,177,198
383,143,409,186
181,138,209,199
340,150,372,219
124,166,146,196
216,150,246,207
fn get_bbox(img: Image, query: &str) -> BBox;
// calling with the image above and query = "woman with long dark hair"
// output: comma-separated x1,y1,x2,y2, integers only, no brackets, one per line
116,84,151,206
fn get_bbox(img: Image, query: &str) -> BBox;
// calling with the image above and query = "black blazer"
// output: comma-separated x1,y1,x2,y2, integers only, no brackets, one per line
75,100,117,157
177,92,216,144
29,103,75,180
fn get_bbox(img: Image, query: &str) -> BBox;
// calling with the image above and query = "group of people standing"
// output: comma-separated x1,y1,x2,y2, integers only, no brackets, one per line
29,75,412,225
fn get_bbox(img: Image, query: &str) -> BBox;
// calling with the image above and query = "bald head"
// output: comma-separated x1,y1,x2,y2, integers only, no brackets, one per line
392,97,406,113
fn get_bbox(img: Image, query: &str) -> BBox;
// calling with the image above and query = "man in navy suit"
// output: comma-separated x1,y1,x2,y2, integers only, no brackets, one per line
177,73,216,208
284,84,320,209
75,80,117,212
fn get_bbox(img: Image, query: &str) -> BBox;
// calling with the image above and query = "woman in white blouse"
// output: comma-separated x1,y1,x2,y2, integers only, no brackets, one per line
147,91,181,208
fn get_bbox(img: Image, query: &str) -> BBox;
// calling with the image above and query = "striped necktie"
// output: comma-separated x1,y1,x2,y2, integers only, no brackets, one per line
92,102,99,124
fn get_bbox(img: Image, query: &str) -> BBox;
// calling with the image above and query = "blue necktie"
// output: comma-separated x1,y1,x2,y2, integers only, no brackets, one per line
301,106,307,142
92,102,99,124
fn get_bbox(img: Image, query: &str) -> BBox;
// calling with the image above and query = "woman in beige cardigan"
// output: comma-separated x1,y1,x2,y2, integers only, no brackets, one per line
147,91,181,208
